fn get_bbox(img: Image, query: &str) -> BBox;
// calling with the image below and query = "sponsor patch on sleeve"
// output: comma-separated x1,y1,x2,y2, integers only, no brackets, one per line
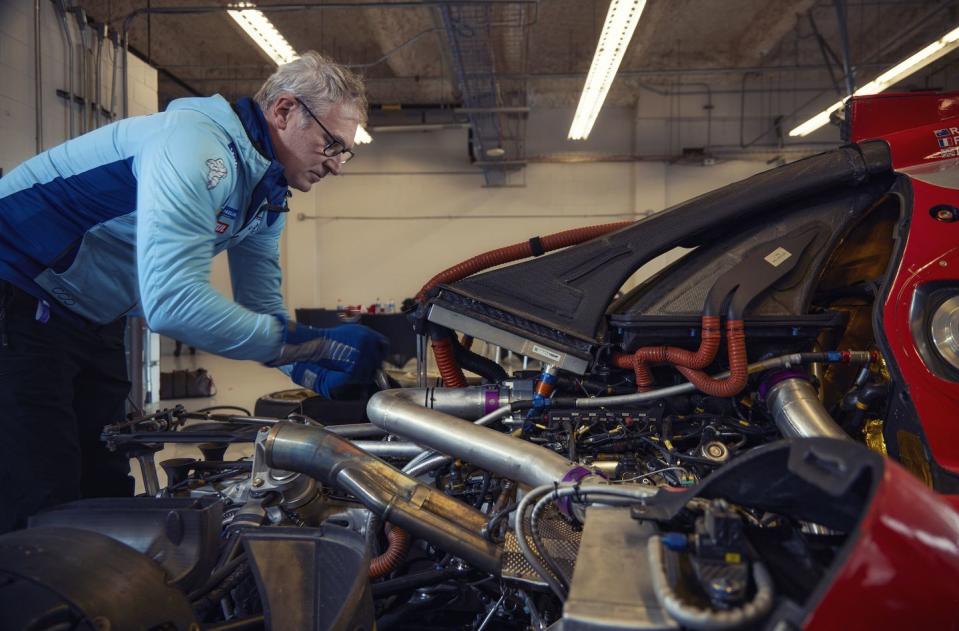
206,158,228,189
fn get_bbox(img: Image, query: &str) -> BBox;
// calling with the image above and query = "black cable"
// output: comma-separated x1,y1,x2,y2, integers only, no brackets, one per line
188,554,247,602
482,501,518,541
515,487,568,600
371,567,468,598
212,533,243,574
473,471,492,509
529,490,572,591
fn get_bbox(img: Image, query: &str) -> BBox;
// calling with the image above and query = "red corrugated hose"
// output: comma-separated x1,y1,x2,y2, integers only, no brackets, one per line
369,524,410,579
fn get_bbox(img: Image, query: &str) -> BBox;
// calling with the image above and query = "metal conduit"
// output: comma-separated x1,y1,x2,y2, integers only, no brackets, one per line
367,388,575,488
263,422,500,573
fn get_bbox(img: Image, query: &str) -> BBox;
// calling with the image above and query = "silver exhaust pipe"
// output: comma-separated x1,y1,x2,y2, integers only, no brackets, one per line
262,422,501,573
764,374,849,440
367,388,580,488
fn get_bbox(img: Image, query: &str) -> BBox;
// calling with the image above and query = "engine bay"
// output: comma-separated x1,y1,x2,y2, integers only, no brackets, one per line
2,139,946,630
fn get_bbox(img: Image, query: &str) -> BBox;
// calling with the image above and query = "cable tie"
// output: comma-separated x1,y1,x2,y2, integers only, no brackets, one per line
528,236,545,256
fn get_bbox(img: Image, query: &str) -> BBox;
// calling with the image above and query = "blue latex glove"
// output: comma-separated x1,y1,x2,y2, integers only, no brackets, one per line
278,363,352,399
270,318,389,377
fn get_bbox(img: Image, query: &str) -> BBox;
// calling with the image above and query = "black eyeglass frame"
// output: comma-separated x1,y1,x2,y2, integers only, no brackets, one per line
294,97,355,164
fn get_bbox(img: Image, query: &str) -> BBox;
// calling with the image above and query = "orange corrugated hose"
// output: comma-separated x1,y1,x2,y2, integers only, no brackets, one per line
674,320,748,396
419,221,633,387
612,318,747,396
415,222,631,302
369,524,410,579
612,315,723,391
432,336,468,388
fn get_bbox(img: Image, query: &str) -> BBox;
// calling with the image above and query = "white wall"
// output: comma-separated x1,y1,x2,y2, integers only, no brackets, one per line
279,115,767,312
0,0,157,173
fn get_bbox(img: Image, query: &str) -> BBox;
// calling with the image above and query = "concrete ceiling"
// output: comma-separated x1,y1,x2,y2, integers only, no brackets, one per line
76,0,959,111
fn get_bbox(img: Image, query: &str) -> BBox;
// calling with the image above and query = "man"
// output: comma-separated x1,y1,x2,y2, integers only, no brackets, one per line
0,51,387,532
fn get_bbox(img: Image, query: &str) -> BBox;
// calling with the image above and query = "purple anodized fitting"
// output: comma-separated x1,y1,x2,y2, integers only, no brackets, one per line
758,369,810,401
483,385,501,415
555,464,605,518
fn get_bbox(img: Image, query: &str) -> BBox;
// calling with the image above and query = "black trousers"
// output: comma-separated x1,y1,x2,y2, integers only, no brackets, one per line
0,283,133,533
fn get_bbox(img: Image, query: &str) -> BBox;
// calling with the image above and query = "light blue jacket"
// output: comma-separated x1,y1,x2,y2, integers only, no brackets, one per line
0,95,288,362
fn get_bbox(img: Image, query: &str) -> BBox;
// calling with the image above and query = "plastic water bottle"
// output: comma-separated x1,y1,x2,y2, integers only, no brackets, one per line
336,298,344,312
387,298,396,314
375,297,383,313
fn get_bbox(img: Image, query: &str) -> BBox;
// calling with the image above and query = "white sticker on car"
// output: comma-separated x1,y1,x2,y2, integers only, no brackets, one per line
764,247,792,267
531,345,562,362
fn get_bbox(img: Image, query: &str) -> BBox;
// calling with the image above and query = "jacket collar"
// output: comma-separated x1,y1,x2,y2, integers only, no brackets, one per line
234,97,289,226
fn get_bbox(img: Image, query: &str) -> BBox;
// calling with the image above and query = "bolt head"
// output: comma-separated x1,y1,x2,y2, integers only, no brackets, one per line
937,208,955,221
252,477,264,487
940,260,949,268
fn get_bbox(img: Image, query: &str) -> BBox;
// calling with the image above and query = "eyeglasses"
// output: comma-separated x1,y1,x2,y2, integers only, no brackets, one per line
294,97,355,164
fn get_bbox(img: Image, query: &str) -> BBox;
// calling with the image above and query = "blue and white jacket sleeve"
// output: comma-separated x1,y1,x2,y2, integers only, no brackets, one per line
135,126,284,362
228,214,289,320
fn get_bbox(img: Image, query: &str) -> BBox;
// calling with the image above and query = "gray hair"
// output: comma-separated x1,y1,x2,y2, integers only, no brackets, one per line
254,51,368,126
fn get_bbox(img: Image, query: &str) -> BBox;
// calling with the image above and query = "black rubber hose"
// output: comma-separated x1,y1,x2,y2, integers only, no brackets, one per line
450,336,509,382
483,501,519,542
371,567,468,598
188,555,247,602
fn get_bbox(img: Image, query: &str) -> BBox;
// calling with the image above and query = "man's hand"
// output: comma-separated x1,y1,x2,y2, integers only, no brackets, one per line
279,362,353,399
270,319,389,377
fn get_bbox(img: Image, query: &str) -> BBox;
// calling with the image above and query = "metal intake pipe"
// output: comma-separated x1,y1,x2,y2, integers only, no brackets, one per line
367,389,578,488
763,373,849,440
262,422,500,574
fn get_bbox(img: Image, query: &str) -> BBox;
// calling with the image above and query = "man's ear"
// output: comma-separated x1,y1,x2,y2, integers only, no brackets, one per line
271,95,297,131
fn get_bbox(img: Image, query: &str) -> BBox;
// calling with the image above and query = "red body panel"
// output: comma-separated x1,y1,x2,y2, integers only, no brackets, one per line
881,178,959,475
805,459,959,630
848,92,959,146
844,93,959,475
808,94,959,625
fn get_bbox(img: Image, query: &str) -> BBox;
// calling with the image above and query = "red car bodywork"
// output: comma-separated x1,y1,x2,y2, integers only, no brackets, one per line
850,94,959,478
806,93,959,628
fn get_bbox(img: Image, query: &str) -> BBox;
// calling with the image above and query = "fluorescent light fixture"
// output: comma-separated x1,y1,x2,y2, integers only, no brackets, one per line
354,125,373,145
568,0,647,140
790,25,959,137
227,3,297,66
227,3,374,144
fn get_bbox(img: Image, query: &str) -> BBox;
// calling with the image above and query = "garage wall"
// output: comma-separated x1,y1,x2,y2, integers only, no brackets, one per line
0,0,158,174
280,109,767,312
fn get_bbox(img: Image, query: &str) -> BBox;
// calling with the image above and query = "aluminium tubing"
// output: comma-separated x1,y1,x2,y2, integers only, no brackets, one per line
337,467,500,573
397,385,511,420
264,422,499,572
367,389,577,488
648,535,774,630
765,377,849,440
577,351,875,409
353,441,425,459
265,421,488,533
